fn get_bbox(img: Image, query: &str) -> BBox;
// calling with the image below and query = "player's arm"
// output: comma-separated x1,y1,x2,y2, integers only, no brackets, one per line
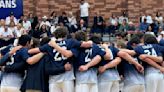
26,53,45,65
139,54,163,63
99,57,121,73
101,44,112,60
139,56,164,73
79,55,102,72
117,51,144,73
119,49,136,56
48,40,73,58
80,41,93,48
28,48,41,54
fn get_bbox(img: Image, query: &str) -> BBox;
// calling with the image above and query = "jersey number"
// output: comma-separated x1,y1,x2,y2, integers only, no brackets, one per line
144,48,157,56
53,46,67,61
85,49,92,62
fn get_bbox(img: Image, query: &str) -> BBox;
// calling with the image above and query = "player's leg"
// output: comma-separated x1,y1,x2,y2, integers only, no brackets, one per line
111,81,119,92
139,85,145,92
157,73,164,92
145,73,158,92
49,82,61,92
90,83,98,92
62,81,74,92
1,86,20,92
75,83,89,92
98,81,112,92
123,85,145,92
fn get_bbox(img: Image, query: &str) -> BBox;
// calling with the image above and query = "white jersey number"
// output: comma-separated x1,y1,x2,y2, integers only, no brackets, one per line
53,46,67,61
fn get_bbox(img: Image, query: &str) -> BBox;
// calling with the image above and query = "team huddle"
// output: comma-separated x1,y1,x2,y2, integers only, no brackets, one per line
0,28,164,92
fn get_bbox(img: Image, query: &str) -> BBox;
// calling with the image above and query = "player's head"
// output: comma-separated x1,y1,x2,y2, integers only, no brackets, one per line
40,37,51,46
75,31,87,41
116,40,126,49
53,28,68,39
129,36,141,47
90,34,102,44
18,35,32,48
143,34,158,44
31,38,40,48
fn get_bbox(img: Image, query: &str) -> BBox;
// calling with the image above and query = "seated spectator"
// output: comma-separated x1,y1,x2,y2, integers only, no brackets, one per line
91,12,104,33
155,12,163,26
30,24,41,39
40,24,51,38
14,23,26,38
0,26,14,47
50,11,59,26
104,20,114,34
128,21,136,31
118,11,128,24
77,19,87,31
58,12,69,26
5,12,18,26
119,19,129,32
8,21,16,34
23,16,32,33
157,31,164,41
139,18,149,32
151,19,159,35
40,16,51,28
68,12,78,33
18,14,24,24
145,25,155,36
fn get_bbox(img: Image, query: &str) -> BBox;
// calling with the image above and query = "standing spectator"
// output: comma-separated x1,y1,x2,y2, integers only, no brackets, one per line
5,12,18,26
139,19,149,32
119,19,129,32
91,12,104,33
23,16,31,33
155,12,163,27
68,12,78,33
140,13,146,23
28,13,34,24
110,14,118,26
50,11,59,26
119,11,128,24
80,0,90,27
146,13,153,24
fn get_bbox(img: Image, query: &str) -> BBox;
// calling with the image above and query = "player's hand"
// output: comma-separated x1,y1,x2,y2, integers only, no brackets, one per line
98,66,106,74
48,40,57,47
135,63,144,73
9,46,22,55
79,65,88,72
101,44,108,49
64,62,72,71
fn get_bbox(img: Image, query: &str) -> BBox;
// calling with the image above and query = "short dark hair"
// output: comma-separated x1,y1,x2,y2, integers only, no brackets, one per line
18,35,32,46
129,36,140,45
143,34,158,44
90,34,102,44
75,31,87,41
40,37,51,46
53,28,68,39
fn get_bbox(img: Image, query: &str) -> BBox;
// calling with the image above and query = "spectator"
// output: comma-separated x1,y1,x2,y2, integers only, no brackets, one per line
91,12,104,33
28,13,34,24
146,13,153,24
58,12,69,26
39,24,51,38
119,19,129,32
119,11,128,24
140,13,146,23
31,16,39,30
128,21,136,31
110,14,118,26
80,0,90,27
77,19,87,31
68,12,78,33
23,16,31,33
5,12,18,26
18,14,24,24
157,31,164,41
50,23,60,34
50,11,59,26
139,18,149,32
155,12,163,27
145,25,155,36
40,16,51,28
14,23,26,38
30,24,41,39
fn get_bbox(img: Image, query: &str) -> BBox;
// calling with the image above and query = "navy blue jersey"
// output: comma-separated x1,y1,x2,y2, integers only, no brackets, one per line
39,39,81,71
4,48,29,74
99,46,119,66
134,44,163,68
0,45,13,56
74,44,106,69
